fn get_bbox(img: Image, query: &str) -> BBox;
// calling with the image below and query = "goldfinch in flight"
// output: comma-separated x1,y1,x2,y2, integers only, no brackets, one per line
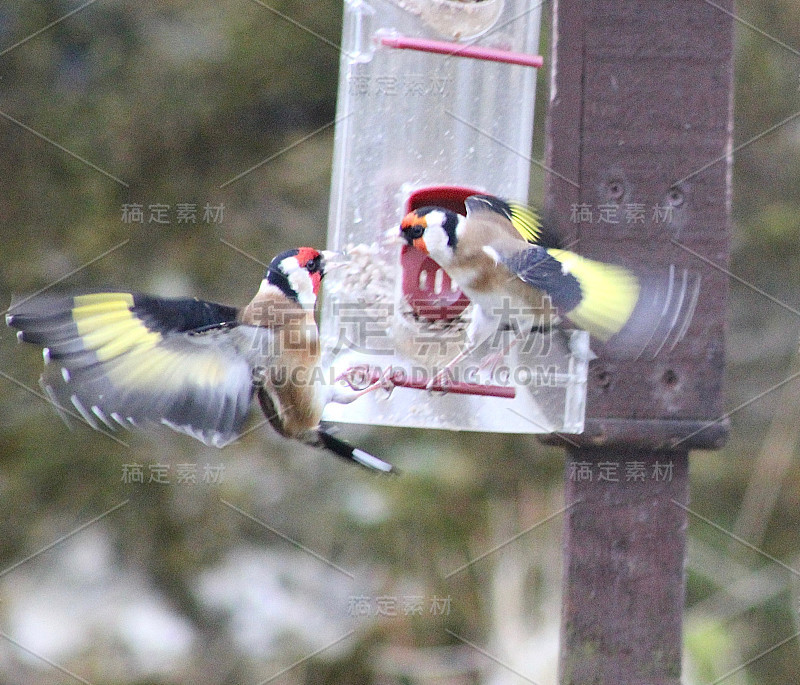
400,194,642,377
6,247,394,473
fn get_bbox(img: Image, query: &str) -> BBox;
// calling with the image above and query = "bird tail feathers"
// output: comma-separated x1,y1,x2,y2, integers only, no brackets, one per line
316,429,395,474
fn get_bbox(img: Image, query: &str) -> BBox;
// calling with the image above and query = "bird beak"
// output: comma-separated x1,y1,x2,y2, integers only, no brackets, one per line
384,227,405,246
321,250,346,271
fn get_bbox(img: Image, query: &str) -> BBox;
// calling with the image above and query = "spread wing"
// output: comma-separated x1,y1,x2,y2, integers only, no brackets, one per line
491,246,640,340
465,194,560,248
7,292,266,446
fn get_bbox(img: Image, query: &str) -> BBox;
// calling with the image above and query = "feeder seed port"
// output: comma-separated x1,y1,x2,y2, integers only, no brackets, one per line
387,0,505,41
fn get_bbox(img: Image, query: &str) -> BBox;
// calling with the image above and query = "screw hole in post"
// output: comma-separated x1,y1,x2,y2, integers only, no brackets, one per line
607,179,625,201
667,187,684,207
662,369,679,386
595,369,612,390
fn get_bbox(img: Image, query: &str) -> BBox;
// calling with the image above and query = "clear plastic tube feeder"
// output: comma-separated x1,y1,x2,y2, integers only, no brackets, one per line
321,0,590,433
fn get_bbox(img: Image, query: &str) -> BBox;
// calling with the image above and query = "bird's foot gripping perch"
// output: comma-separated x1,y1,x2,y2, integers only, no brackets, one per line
334,365,397,402
338,362,460,394
425,363,461,391
336,364,516,398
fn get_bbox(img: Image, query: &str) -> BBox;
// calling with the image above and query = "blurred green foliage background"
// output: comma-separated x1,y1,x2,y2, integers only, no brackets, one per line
1,1,800,684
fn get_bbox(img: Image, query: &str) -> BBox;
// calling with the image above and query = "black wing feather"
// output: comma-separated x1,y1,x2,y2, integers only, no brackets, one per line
500,247,583,313
131,295,239,333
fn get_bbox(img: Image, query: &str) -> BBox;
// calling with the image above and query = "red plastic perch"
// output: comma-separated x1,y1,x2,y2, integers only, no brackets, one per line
344,366,517,399
392,374,517,398
379,34,543,68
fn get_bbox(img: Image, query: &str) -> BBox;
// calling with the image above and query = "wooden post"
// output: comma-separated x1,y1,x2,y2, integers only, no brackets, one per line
543,1,734,682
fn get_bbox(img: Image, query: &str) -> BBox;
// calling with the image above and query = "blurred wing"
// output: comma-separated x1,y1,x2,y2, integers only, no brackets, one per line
7,293,261,446
496,247,640,340
466,194,558,247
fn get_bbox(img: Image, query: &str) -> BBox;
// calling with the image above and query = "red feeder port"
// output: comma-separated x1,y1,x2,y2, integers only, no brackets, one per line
401,185,478,321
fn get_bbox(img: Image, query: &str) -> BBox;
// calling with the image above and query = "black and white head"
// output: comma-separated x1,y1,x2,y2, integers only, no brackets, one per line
265,247,334,309
399,207,464,267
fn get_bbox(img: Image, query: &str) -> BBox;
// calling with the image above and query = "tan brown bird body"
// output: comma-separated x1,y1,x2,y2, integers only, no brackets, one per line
412,207,560,325
239,281,325,440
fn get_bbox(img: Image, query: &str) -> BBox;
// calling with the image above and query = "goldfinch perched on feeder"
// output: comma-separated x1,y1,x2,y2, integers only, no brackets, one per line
6,247,394,473
400,194,642,376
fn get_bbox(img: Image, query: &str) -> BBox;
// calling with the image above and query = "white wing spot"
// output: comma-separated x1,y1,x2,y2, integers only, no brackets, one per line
111,412,129,428
71,395,99,430
482,246,501,264
91,405,115,429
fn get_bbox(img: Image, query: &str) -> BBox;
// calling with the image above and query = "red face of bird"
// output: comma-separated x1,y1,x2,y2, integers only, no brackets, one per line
400,207,462,267
265,248,335,308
